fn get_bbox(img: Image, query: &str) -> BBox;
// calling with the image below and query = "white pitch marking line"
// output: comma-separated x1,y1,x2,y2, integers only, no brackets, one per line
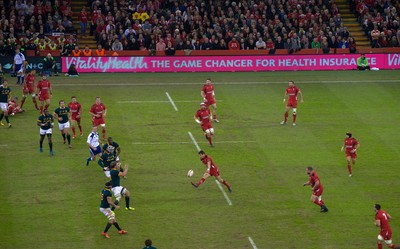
57,79,400,87
0,144,8,147
188,131,233,206
248,237,258,249
117,100,199,103
187,131,201,152
131,141,256,145
215,180,233,206
165,92,178,111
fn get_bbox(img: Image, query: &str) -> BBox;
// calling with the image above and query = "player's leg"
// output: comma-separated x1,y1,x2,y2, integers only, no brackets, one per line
20,93,27,108
215,175,232,192
39,134,45,152
44,98,50,110
281,106,290,124
47,133,53,155
99,123,106,141
102,209,115,238
64,122,71,146
0,108,4,125
61,128,66,144
292,107,297,125
192,172,210,188
77,118,83,136
212,103,219,122
122,189,135,210
39,99,45,113
71,119,77,138
346,155,352,176
32,94,39,110
204,128,214,146
2,108,11,127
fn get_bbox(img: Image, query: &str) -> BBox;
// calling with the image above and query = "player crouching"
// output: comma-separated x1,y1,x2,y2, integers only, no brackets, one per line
8,96,24,116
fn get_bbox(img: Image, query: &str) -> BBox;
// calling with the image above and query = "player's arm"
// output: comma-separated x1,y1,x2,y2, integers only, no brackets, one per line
103,107,107,117
298,89,304,102
98,157,105,167
37,119,43,127
116,146,121,156
312,180,320,190
194,114,201,124
303,181,311,186
118,164,128,176
283,90,288,103
77,105,82,118
375,218,381,227
50,116,54,128
341,142,345,152
89,108,97,117
206,160,211,174
49,84,53,96
201,89,206,99
107,196,119,209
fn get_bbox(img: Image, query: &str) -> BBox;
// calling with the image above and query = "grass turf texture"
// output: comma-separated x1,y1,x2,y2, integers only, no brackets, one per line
1,71,400,249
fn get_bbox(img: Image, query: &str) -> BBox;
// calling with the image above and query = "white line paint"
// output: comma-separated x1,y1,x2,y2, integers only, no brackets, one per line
215,180,233,206
56,79,400,87
165,92,178,111
187,131,201,152
0,144,8,147
117,100,224,104
188,131,233,206
132,141,256,145
248,237,258,249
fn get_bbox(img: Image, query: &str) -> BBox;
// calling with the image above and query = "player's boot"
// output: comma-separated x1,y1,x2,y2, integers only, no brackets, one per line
8,123,11,128
280,121,286,125
214,119,220,123
228,187,232,193
191,182,198,188
80,131,83,136
101,232,110,238
86,158,90,166
118,230,128,235
0,121,3,126
321,205,328,213
63,139,66,144
50,151,54,156
73,134,76,139
125,207,135,211
292,123,296,126
40,147,43,152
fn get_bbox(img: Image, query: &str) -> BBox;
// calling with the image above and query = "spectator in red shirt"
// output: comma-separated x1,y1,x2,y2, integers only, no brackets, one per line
78,7,88,38
228,37,240,50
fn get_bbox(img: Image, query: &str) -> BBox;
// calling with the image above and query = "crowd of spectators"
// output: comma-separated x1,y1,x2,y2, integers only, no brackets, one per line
0,0,77,56
86,0,364,54
353,0,400,48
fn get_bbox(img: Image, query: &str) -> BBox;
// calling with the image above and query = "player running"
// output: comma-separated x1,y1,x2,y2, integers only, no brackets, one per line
53,100,72,148
281,81,303,126
109,161,135,211
201,78,219,122
191,150,232,192
68,96,83,139
0,80,12,127
89,97,107,141
99,181,127,239
303,166,328,212
374,204,400,249
20,70,39,110
36,74,53,113
194,102,214,147
341,132,360,177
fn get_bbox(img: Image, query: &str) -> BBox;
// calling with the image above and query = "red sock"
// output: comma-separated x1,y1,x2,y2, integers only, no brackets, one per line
197,178,206,186
102,127,106,139
207,135,212,145
213,114,217,120
378,243,383,249
20,98,26,108
78,124,82,132
389,245,395,249
44,104,49,110
222,180,231,189
40,106,43,113
72,127,76,136
293,114,297,123
33,98,38,109
284,112,288,122
347,163,352,174
313,200,323,207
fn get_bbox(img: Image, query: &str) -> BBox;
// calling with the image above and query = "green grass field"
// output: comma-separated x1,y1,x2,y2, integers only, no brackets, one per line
1,71,400,249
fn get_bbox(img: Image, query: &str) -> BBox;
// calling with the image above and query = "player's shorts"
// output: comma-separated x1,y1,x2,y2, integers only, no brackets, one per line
23,86,35,95
201,122,213,131
99,208,115,220
346,151,357,159
111,186,126,200
39,128,52,135
0,102,8,112
38,93,50,101
378,230,393,244
71,115,81,122
15,63,23,73
58,121,70,130
287,100,298,108
89,145,102,156
205,98,216,106
92,117,105,127
313,187,323,197
209,166,220,176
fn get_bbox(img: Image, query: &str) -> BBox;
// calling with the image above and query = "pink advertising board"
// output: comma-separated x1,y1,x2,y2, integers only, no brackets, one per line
62,54,400,73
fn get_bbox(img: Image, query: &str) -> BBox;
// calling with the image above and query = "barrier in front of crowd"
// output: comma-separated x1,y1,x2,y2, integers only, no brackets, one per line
0,56,62,73
62,53,400,73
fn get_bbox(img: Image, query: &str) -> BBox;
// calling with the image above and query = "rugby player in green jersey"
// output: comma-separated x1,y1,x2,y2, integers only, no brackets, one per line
53,100,72,148
109,161,134,211
0,80,12,127
98,150,116,178
37,109,54,156
99,181,127,238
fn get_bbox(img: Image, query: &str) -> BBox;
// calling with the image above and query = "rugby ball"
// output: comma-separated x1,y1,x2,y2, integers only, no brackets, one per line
187,169,194,177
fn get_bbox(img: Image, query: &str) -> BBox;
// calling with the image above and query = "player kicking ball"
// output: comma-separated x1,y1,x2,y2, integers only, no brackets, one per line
191,150,232,193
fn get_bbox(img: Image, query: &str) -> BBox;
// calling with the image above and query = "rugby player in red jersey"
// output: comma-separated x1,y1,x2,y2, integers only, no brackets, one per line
20,70,39,110
194,102,214,147
281,81,303,126
201,78,219,122
191,150,232,192
341,132,360,177
303,166,328,212
36,74,53,113
8,96,23,115
375,204,400,249
68,96,83,139
89,96,107,141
